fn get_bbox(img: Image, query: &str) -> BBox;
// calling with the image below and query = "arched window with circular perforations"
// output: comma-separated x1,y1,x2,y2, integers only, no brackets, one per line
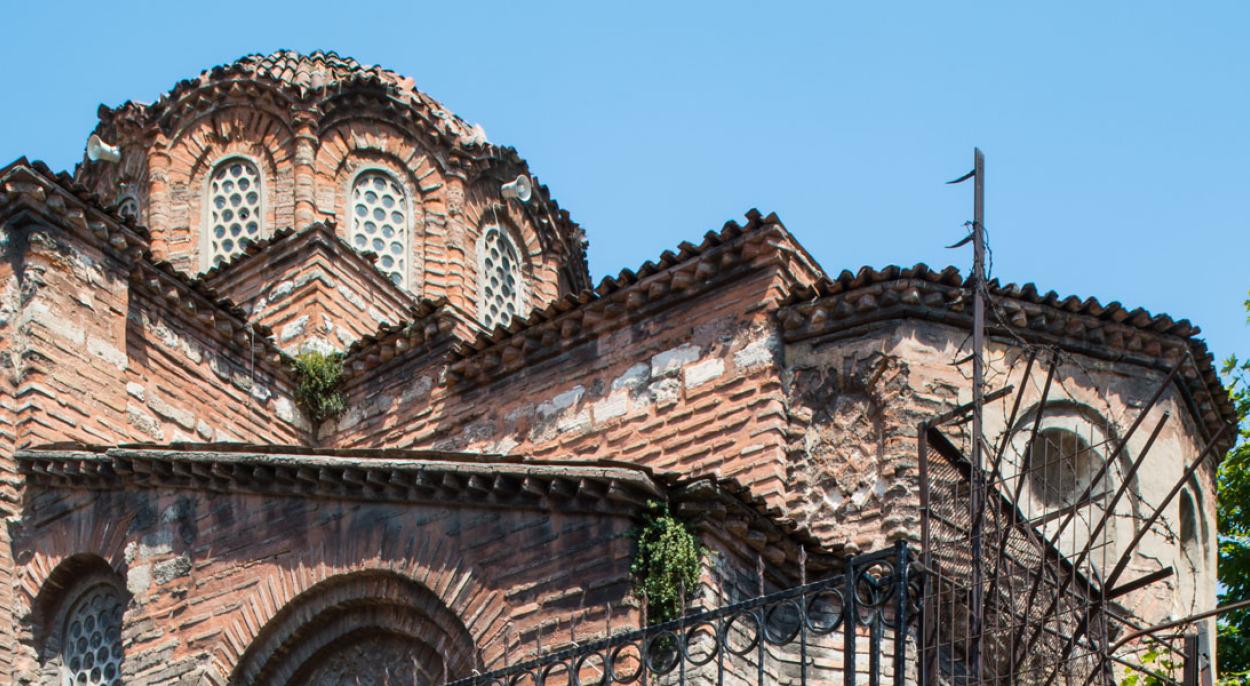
349,170,410,289
204,157,265,269
60,581,125,686
477,225,525,329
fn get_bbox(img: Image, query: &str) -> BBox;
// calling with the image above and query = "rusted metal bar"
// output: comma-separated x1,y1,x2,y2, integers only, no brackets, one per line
968,147,987,683
1009,360,1184,671
1105,422,1231,590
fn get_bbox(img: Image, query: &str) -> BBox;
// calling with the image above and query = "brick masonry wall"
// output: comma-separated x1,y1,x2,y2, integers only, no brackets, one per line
12,484,640,685
0,230,21,682
324,266,796,509
2,223,308,448
783,318,1219,632
205,228,415,354
83,111,578,327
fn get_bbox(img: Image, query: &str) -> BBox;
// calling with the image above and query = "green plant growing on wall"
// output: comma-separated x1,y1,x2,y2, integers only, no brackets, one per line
1118,640,1181,686
291,350,346,423
631,500,705,624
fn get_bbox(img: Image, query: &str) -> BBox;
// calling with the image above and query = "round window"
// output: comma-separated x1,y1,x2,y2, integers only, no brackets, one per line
1025,427,1104,508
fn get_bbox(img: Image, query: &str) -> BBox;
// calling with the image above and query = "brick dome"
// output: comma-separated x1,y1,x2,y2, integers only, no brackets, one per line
76,50,591,341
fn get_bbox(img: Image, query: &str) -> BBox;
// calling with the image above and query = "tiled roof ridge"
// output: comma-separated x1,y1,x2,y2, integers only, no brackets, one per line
338,208,798,384
2,157,152,242
790,264,1202,337
0,159,294,382
198,220,420,310
99,49,478,150
339,297,459,373
780,263,1235,449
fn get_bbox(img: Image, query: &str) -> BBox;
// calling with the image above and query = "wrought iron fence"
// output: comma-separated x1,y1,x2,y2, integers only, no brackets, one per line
449,543,919,686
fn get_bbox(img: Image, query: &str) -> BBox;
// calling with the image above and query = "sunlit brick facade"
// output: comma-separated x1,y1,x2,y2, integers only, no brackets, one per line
0,51,1232,684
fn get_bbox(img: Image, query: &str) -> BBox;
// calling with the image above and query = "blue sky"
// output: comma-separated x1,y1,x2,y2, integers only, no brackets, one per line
3,2,1247,362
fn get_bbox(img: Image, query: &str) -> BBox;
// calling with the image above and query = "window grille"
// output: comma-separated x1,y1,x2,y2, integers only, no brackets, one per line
60,583,124,686
349,171,409,288
478,226,523,329
206,158,263,267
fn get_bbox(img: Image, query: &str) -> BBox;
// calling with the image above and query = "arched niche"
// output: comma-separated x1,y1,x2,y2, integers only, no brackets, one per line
30,553,129,686
230,570,476,686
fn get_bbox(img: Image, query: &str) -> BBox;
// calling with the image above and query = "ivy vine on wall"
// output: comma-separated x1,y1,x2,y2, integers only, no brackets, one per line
631,500,705,624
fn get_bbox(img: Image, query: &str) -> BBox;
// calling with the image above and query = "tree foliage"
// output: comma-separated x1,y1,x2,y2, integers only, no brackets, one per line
631,501,705,624
1218,291,1250,682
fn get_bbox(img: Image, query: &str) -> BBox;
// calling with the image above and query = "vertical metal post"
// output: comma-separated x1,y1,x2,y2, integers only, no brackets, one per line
757,556,766,686
968,147,987,682
1184,633,1200,686
800,547,809,686
918,424,935,686
893,541,909,686
845,559,858,686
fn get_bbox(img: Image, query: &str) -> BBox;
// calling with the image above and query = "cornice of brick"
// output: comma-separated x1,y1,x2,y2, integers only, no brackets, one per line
335,209,828,391
779,264,1235,454
19,444,836,572
442,210,804,387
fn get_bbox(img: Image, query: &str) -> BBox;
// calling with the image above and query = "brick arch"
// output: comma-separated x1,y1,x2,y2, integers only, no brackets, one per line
208,539,512,684
227,570,476,686
17,504,133,616
462,186,562,324
29,554,126,659
25,553,129,685
162,107,297,271
1002,399,1144,559
314,122,450,299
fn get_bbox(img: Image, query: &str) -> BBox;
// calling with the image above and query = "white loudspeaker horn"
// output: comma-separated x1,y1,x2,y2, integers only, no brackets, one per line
500,174,533,203
87,134,121,163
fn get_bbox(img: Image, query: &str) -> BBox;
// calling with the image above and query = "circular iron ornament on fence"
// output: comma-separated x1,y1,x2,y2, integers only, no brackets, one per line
723,611,762,656
854,561,896,608
681,622,719,666
763,599,803,645
573,651,608,686
608,642,645,684
541,660,572,686
854,562,897,624
508,669,539,686
805,588,844,634
645,631,681,675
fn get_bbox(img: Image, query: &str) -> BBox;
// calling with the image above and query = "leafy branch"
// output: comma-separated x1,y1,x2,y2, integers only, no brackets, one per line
631,501,705,624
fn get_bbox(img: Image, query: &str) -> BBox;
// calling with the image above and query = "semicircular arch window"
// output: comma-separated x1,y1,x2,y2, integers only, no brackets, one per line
60,582,125,686
1025,427,1108,508
477,226,524,329
206,157,264,268
350,171,410,289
